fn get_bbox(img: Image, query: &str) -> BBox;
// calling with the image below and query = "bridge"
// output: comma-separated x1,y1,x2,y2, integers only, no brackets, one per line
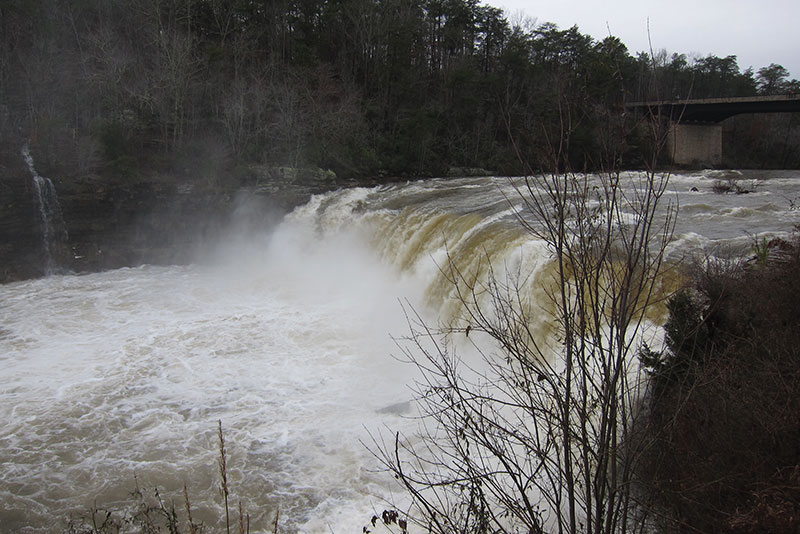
626,95,800,166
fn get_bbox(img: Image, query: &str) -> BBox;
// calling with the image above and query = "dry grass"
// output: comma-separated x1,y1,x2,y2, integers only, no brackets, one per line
66,421,273,534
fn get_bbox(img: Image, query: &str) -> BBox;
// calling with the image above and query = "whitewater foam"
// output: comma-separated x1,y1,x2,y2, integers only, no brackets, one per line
3,173,800,532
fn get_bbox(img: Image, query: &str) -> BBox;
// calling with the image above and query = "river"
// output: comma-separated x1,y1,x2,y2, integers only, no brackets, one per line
1,170,799,532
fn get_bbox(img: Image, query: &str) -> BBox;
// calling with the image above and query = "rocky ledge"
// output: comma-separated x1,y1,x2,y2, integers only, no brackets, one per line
1,163,351,283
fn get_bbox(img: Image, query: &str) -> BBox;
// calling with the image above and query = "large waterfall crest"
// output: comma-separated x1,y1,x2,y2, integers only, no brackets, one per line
279,180,557,338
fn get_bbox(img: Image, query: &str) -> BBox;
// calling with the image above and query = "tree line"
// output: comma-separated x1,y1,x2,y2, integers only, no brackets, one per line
2,0,799,184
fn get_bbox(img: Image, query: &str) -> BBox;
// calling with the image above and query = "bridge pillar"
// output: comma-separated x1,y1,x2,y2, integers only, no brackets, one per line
667,122,722,166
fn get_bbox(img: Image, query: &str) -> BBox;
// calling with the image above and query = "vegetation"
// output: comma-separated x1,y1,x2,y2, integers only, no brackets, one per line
66,422,260,534
2,0,799,188
65,420,410,534
638,234,800,533
710,174,760,195
367,111,678,532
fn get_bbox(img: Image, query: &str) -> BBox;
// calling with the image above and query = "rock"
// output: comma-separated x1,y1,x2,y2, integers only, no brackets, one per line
0,170,341,283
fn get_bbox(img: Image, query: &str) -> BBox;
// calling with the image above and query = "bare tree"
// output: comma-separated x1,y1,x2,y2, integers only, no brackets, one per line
222,75,273,158
371,132,675,533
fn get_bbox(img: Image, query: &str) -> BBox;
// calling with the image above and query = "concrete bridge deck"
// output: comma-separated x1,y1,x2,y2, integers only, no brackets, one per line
627,95,800,165
627,94,800,123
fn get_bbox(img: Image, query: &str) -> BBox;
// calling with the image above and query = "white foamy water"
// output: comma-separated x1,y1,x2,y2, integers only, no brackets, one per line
0,232,426,533
2,171,799,532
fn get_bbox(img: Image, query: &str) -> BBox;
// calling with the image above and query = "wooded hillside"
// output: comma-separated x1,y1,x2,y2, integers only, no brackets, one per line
2,0,799,183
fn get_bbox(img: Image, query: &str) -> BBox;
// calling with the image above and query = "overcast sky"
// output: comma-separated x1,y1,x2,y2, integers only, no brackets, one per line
494,0,800,79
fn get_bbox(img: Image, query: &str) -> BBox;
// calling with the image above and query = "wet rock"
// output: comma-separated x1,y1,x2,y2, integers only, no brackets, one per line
0,166,343,283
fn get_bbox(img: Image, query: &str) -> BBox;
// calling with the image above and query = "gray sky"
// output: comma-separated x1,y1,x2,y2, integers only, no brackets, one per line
495,0,800,79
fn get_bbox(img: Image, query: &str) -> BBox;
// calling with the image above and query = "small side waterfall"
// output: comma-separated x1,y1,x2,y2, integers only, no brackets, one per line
22,144,68,275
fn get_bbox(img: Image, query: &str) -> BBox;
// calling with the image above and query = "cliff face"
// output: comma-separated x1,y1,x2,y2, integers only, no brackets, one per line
1,156,42,281
1,159,340,283
54,180,232,276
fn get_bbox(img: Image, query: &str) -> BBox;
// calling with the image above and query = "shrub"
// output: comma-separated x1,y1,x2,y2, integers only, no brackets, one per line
639,234,800,533
710,176,760,195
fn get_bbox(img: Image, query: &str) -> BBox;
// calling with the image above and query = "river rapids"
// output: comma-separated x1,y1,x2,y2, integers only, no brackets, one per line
1,171,799,532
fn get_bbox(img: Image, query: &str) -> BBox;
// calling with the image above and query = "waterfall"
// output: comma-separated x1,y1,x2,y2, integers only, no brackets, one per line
21,144,68,275
281,182,555,331
2,173,800,532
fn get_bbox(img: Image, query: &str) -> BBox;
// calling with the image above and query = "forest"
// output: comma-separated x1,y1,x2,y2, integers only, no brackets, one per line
2,0,800,187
